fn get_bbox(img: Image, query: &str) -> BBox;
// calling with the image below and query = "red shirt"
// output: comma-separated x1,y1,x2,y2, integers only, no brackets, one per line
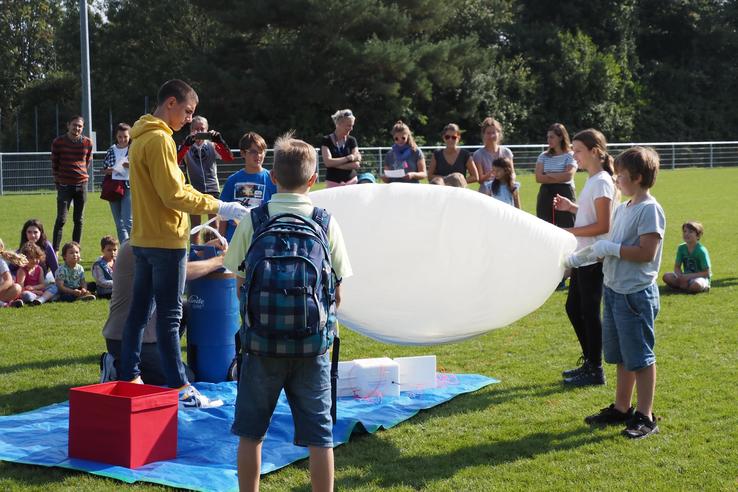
51,135,93,185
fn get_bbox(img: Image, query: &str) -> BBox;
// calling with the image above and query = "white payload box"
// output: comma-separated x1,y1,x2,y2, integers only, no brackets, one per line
336,361,358,398
394,355,437,392
336,357,400,398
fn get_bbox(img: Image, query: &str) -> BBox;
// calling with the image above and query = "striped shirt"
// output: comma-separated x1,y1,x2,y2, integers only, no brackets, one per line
51,135,93,185
537,151,577,185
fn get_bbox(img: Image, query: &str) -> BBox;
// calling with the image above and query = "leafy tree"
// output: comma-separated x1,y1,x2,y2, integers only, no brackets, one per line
0,0,61,149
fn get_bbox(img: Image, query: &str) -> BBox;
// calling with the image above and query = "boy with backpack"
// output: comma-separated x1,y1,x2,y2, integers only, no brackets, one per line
223,132,352,492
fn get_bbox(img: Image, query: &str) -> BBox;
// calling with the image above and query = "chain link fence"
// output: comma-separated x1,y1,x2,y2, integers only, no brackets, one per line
1,141,736,194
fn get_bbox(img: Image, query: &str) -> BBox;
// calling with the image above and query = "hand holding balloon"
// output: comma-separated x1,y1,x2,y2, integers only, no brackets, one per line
592,240,621,258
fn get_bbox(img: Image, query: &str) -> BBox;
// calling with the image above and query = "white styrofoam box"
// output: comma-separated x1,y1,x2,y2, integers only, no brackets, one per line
336,361,358,397
350,357,400,398
394,355,437,392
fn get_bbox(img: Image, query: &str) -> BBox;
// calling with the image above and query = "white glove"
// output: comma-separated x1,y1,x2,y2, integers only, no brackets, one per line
592,240,621,258
564,245,595,269
217,201,248,221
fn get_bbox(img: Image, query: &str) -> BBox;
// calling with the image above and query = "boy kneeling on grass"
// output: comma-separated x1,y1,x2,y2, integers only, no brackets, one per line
224,132,352,492
585,147,665,439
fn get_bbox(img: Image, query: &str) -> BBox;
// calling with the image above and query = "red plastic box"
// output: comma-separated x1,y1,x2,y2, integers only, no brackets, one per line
68,382,179,468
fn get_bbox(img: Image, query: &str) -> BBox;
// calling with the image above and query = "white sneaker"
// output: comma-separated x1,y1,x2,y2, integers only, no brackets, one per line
178,385,223,408
99,352,117,383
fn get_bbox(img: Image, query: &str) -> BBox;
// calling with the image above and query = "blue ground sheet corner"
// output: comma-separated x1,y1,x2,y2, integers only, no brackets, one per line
0,373,498,491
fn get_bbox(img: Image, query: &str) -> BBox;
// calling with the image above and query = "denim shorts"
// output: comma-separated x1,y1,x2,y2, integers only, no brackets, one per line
231,352,333,448
602,284,659,371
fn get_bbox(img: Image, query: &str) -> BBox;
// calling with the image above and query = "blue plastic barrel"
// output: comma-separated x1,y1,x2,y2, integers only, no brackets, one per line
186,246,240,382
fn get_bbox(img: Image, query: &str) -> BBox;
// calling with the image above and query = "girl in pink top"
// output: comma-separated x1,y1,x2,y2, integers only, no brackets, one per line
17,242,47,305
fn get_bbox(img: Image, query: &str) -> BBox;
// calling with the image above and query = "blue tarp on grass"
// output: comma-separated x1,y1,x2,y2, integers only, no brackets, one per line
0,374,497,491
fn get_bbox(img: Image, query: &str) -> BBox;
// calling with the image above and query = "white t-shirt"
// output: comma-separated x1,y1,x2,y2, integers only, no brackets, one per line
574,171,616,262
112,146,129,180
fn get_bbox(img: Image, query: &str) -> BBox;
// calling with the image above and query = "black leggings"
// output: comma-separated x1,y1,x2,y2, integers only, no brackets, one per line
565,262,604,366
536,183,575,228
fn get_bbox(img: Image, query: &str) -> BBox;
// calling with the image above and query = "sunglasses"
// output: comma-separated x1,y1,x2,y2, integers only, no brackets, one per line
394,135,408,142
443,135,459,141
341,110,353,118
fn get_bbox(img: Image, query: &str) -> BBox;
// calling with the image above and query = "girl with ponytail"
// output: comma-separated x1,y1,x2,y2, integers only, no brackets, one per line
553,128,619,387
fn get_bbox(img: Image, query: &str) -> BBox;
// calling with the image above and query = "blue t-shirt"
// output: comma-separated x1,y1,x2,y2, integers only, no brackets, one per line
491,181,520,206
221,168,277,242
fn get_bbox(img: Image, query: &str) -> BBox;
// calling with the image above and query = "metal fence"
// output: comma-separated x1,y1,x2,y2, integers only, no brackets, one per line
1,141,737,194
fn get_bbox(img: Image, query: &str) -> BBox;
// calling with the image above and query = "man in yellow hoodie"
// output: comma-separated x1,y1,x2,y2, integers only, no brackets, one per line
120,79,247,407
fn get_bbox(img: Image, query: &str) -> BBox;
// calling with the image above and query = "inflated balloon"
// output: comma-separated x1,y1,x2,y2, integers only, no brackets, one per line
310,183,577,345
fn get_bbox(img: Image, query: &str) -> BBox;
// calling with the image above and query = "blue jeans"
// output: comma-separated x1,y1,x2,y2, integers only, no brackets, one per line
120,247,188,387
602,284,659,371
109,185,132,242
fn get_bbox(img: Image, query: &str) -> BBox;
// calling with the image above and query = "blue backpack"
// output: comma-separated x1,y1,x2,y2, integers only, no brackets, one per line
238,204,337,357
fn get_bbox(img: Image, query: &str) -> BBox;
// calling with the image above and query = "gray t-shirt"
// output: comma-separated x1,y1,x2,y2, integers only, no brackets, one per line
603,197,665,294
102,241,157,342
473,146,513,194
0,258,9,276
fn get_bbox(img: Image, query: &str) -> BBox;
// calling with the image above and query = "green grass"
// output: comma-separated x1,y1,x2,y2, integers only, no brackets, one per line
1,168,738,491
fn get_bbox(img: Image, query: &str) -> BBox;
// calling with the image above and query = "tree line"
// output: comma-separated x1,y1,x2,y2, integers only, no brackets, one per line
2,0,737,152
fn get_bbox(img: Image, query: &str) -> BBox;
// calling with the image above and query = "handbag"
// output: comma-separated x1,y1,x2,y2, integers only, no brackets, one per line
100,174,125,201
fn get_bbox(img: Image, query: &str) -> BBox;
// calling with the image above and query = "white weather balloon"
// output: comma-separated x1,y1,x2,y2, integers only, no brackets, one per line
310,183,577,345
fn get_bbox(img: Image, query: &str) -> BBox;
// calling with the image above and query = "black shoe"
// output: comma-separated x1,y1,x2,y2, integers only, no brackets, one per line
564,365,605,387
562,356,587,378
622,411,659,439
585,404,634,426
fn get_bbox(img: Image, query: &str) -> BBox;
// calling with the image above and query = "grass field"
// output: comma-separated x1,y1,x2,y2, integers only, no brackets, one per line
1,168,737,491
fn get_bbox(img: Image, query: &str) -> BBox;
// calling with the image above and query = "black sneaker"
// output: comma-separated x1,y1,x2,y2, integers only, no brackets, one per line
99,352,117,383
622,411,659,439
585,404,634,426
562,356,587,378
564,365,605,387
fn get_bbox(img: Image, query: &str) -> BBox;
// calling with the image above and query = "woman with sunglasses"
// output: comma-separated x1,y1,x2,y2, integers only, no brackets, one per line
321,109,362,187
428,123,479,184
473,117,514,195
382,121,427,183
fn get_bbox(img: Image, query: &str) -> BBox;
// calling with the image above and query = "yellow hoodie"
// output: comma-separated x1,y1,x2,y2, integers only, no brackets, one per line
128,114,219,249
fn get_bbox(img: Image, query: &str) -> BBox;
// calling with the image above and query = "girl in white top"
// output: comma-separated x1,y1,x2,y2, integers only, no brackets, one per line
553,128,618,386
473,117,514,195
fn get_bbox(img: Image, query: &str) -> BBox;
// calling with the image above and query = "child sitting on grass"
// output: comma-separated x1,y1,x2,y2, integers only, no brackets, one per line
584,146,665,439
662,221,711,293
442,172,468,188
0,238,24,307
16,242,48,305
89,235,118,299
55,241,95,302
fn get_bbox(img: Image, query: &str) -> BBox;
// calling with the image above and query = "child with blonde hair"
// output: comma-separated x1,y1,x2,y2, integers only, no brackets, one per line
0,239,25,307
443,172,468,188
16,242,48,305
662,221,711,293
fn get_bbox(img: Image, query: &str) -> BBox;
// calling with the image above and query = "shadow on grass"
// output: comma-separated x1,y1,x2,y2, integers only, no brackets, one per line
0,354,99,375
0,383,74,414
709,277,738,288
334,426,608,490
